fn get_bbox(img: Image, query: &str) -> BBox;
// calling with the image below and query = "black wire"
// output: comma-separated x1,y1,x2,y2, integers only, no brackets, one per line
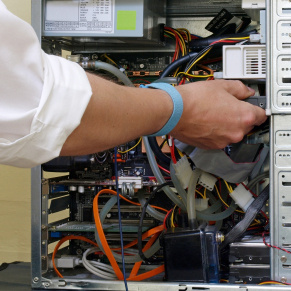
148,137,171,166
138,181,173,261
160,52,198,78
114,147,128,291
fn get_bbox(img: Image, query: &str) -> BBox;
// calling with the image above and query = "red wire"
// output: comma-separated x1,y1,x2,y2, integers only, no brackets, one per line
157,164,170,174
179,78,185,85
262,232,291,255
210,39,240,45
132,79,151,84
170,138,177,164
165,27,184,52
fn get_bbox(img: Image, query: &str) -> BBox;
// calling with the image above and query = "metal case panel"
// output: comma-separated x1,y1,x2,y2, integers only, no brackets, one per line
42,0,165,44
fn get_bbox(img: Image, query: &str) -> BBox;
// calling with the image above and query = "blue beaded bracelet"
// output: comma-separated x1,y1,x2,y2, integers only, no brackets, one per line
140,83,183,137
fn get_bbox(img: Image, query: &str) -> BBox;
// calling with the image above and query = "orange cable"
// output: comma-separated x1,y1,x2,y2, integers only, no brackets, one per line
129,232,160,278
127,265,165,281
52,228,163,278
93,189,165,280
112,225,164,251
118,193,168,213
53,189,165,280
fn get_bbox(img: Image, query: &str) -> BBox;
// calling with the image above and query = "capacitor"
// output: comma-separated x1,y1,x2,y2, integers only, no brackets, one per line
78,186,85,193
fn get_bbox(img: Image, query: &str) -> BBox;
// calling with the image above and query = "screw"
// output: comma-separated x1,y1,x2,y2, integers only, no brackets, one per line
41,225,46,230
281,256,287,263
44,282,50,287
216,232,225,243
41,256,46,260
249,256,253,261
281,277,287,283
33,277,39,282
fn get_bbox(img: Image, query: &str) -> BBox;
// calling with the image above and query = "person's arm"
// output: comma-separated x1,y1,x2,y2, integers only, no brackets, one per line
60,75,267,156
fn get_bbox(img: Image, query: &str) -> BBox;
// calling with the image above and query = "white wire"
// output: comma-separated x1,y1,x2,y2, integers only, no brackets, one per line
82,247,118,280
89,261,117,273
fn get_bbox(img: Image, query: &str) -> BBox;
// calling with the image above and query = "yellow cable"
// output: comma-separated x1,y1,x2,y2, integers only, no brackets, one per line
102,54,118,67
224,180,233,193
258,282,285,285
177,72,213,78
219,36,250,41
215,184,244,214
186,48,213,73
196,190,204,198
172,67,180,78
177,148,184,158
204,187,207,199
165,28,187,56
118,138,142,154
184,37,249,76
177,28,191,43
171,206,177,228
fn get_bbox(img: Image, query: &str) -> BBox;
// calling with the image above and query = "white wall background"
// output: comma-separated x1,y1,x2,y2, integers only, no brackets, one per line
0,0,32,263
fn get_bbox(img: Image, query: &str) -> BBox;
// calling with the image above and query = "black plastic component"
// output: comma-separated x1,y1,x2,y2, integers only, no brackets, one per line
177,213,189,228
244,96,266,109
229,237,270,264
229,264,270,284
238,16,252,33
160,23,165,42
230,143,264,163
212,23,237,36
42,155,92,172
205,9,236,34
160,225,220,283
83,208,94,222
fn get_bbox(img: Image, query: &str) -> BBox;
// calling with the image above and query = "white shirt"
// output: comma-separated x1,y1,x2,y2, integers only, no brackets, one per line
0,1,92,168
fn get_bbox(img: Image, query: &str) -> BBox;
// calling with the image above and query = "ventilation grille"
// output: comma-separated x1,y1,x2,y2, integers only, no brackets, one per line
245,47,266,76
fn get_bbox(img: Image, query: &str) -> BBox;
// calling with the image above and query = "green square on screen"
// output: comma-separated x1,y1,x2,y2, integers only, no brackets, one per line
117,10,136,30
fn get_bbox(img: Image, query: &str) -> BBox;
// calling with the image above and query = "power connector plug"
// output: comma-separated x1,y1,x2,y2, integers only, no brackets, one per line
173,155,193,189
195,198,209,211
198,171,217,191
230,184,255,212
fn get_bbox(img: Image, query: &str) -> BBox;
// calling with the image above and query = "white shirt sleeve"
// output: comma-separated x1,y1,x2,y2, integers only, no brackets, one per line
0,1,92,168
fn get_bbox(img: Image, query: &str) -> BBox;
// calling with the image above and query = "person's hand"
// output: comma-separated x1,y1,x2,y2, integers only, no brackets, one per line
171,80,267,149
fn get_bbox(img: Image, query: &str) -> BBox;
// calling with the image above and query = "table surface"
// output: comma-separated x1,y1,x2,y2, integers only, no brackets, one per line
0,262,46,291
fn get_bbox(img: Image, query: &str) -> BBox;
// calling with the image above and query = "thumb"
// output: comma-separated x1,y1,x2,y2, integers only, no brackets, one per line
252,106,268,126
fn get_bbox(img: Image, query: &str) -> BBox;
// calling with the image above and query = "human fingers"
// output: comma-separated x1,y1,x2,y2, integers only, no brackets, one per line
238,102,267,133
248,103,268,126
219,80,255,100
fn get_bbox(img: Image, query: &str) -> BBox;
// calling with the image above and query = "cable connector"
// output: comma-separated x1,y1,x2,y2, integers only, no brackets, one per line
198,171,217,191
195,198,209,211
49,256,81,269
249,34,261,43
230,183,255,212
173,155,193,189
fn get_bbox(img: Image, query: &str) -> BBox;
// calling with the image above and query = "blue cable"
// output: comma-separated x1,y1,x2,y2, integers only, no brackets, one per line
114,147,129,291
